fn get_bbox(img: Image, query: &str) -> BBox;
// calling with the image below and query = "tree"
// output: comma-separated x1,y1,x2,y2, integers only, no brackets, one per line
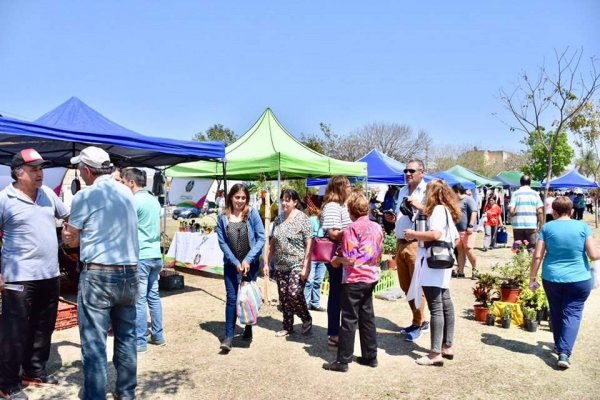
570,100,600,180
193,124,237,145
520,130,574,181
499,48,600,193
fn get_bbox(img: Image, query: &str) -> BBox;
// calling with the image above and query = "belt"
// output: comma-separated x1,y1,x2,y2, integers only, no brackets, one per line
85,263,137,271
397,238,416,244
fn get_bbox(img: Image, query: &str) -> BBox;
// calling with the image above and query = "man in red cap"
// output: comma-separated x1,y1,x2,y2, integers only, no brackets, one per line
0,149,69,400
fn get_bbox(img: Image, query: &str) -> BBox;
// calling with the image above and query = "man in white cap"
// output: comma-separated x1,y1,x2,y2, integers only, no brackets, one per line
0,148,69,400
62,146,139,400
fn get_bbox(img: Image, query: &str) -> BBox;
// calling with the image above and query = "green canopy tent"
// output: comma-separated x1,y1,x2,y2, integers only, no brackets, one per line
166,108,367,180
444,165,502,187
493,171,541,189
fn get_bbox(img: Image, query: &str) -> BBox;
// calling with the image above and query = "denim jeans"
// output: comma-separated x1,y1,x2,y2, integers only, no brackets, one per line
543,278,592,357
223,263,258,338
136,258,164,348
78,268,138,400
326,264,343,336
304,262,327,308
422,286,455,354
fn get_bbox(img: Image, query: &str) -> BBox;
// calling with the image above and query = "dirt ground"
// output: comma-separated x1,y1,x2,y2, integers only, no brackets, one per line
27,213,600,400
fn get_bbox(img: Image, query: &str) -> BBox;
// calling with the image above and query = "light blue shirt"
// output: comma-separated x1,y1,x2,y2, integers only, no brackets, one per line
540,220,592,283
69,175,139,265
0,184,69,281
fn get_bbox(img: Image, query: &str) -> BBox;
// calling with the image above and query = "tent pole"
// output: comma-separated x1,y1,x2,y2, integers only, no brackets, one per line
595,195,598,229
161,169,168,261
222,161,228,198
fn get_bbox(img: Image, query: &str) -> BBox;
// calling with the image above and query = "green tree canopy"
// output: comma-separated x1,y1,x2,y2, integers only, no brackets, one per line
521,129,574,181
193,124,237,145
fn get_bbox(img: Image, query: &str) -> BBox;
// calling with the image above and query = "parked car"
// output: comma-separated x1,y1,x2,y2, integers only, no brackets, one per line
172,206,201,220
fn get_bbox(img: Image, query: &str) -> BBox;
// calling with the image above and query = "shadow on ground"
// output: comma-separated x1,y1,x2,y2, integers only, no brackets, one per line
481,333,557,369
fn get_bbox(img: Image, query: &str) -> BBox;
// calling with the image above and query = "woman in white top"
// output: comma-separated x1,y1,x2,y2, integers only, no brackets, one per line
404,180,460,366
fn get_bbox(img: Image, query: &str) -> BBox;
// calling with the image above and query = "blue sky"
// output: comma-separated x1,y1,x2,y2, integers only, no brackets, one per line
1,1,599,153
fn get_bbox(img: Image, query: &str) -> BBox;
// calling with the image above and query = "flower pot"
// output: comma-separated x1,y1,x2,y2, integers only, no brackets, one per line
387,258,397,270
486,313,496,326
473,305,489,322
526,320,538,332
381,260,389,271
501,318,511,329
500,287,521,303
548,317,553,332
536,309,544,323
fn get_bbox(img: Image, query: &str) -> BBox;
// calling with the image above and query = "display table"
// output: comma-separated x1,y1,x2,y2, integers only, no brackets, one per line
489,301,524,327
165,232,224,275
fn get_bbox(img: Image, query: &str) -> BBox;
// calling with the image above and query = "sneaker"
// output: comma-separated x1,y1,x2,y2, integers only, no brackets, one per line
148,337,166,347
400,324,420,335
310,305,326,312
322,361,348,372
404,328,422,342
137,345,147,354
22,374,59,386
355,356,378,368
220,337,233,352
0,387,28,400
420,321,430,332
557,354,571,369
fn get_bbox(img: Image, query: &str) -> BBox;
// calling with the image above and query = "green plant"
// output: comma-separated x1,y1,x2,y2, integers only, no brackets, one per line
502,305,513,320
492,250,531,289
487,303,495,313
523,307,536,321
472,273,499,307
383,233,397,255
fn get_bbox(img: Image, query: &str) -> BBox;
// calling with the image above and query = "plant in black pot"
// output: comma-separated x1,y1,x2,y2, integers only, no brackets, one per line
523,307,539,332
501,305,513,329
486,303,496,326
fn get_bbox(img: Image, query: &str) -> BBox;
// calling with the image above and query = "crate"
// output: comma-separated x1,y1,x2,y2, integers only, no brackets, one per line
159,270,185,291
320,270,398,296
55,299,78,331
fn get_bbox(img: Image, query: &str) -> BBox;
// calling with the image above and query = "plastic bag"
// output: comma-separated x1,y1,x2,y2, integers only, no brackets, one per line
236,281,263,325
592,260,600,290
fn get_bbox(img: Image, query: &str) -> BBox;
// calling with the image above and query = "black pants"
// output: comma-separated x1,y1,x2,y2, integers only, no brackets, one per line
0,277,59,390
337,282,378,364
574,208,584,220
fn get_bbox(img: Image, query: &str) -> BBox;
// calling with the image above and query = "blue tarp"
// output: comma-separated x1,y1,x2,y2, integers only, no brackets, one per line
0,97,225,167
542,169,598,188
430,171,476,190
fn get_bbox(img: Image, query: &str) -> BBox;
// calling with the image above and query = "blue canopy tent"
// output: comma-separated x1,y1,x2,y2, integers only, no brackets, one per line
542,169,598,188
429,171,476,190
0,97,225,167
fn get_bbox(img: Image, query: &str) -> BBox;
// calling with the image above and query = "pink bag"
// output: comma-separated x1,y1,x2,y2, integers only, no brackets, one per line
311,237,338,263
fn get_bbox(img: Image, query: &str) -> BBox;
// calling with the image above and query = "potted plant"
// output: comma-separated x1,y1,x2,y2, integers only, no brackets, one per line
523,307,539,332
472,273,499,322
381,234,397,270
486,303,496,326
501,305,512,329
492,244,531,303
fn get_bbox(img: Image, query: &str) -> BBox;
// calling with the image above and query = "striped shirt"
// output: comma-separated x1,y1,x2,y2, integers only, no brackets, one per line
509,186,543,229
320,202,351,233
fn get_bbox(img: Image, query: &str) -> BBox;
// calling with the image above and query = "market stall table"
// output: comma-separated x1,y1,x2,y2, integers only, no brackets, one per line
165,231,224,275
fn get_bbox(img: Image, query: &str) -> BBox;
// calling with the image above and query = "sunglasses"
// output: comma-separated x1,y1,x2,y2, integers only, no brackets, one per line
403,168,422,174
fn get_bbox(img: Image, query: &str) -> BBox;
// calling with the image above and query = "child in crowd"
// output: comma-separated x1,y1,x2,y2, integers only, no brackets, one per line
323,193,384,372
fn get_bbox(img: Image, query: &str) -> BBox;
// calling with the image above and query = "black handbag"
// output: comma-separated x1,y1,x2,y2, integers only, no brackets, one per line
425,208,455,269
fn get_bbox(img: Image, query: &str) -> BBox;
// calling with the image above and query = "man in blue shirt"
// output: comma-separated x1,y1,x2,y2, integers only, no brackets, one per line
62,147,139,400
0,149,69,400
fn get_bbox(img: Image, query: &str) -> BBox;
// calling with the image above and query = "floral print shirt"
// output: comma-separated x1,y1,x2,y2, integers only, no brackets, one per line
272,211,313,272
342,216,383,284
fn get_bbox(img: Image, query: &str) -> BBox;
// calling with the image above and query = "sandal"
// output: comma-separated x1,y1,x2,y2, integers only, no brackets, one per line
275,330,291,337
302,319,313,335
451,270,458,278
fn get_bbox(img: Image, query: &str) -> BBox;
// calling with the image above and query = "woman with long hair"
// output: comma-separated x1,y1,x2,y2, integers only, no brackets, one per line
320,176,352,348
530,196,600,369
216,184,266,352
404,180,460,366
268,188,313,336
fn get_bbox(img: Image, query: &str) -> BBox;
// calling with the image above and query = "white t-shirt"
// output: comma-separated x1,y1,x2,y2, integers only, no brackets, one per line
418,205,459,289
394,180,427,239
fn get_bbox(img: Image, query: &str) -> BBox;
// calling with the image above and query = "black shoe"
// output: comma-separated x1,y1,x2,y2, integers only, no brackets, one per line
0,387,28,400
310,305,326,312
242,325,253,341
22,373,59,386
355,356,378,368
220,337,233,352
322,361,348,372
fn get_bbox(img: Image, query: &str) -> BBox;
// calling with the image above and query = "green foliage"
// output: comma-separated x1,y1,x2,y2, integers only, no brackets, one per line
520,129,574,181
383,234,397,255
492,250,531,289
193,124,237,145
571,101,600,180
502,305,513,319
472,273,500,306
523,307,537,321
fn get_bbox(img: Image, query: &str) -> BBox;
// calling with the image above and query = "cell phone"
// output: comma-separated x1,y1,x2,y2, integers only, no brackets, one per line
530,281,540,290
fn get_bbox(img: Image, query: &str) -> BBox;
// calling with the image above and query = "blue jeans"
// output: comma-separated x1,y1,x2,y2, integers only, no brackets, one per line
304,262,326,308
78,268,138,400
326,264,343,336
224,263,258,338
136,258,164,348
543,278,592,357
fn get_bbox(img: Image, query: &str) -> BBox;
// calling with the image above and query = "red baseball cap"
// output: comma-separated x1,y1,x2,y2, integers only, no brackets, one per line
11,148,51,168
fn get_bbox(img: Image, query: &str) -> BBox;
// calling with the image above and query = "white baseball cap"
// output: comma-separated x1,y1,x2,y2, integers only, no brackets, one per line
70,146,113,169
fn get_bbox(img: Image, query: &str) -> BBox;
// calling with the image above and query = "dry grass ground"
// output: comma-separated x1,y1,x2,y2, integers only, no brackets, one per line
27,213,600,400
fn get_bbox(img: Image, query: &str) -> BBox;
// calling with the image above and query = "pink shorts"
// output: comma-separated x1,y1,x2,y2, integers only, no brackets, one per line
459,231,476,249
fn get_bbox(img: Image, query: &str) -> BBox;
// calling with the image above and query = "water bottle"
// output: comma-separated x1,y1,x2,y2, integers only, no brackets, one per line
416,212,428,248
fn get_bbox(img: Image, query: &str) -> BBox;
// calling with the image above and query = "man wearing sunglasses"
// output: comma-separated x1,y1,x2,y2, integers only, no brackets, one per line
388,160,429,341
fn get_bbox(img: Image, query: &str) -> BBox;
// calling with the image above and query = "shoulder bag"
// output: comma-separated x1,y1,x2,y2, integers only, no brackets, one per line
425,208,456,269
311,237,338,263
